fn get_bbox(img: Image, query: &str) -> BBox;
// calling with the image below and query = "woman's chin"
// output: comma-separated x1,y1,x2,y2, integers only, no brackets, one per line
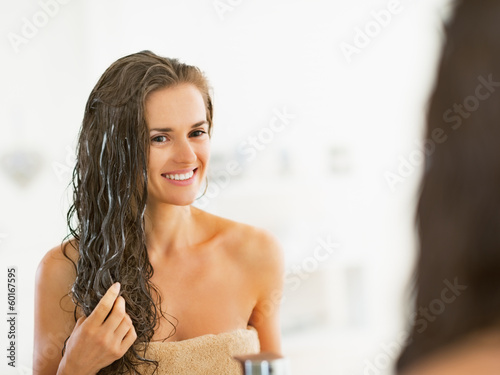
148,195,199,208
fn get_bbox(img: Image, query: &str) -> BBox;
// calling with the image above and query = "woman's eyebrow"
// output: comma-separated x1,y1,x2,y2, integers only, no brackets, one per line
149,121,208,132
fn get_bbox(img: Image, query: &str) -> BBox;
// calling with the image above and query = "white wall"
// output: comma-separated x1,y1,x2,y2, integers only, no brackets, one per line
0,0,451,373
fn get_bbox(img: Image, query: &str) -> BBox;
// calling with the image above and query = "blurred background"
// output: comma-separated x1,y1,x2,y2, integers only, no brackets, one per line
0,0,452,373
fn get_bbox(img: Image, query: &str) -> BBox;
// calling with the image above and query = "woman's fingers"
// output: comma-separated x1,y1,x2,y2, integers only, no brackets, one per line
121,324,138,350
86,282,121,325
113,310,133,339
103,296,127,331
110,308,132,339
74,315,86,328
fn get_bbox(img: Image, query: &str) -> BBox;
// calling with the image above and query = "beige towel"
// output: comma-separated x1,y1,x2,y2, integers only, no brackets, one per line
136,327,260,375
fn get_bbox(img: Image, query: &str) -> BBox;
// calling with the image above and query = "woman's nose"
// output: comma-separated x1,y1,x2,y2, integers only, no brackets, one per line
172,138,197,164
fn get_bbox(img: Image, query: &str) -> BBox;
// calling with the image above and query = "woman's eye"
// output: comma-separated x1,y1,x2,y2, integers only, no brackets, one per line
191,130,206,137
152,135,168,143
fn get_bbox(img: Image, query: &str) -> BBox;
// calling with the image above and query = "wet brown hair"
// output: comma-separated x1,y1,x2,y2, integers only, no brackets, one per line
396,0,500,371
63,50,213,374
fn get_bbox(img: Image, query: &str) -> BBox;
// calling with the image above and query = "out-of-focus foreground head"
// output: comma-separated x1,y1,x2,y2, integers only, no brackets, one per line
397,0,500,371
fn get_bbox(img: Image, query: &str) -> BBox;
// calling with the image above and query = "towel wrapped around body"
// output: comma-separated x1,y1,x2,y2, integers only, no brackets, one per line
135,326,260,375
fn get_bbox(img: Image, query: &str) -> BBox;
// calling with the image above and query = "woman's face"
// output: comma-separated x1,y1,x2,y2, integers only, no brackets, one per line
145,83,210,207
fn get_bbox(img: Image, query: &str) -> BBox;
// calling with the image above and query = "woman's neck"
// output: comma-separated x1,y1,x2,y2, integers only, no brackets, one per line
144,203,200,256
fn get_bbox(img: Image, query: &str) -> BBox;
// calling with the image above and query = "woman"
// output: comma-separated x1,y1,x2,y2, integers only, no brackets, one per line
396,1,500,374
34,51,284,375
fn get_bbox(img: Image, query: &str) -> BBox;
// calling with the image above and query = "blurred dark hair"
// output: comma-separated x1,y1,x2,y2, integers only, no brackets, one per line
396,0,500,371
62,50,213,374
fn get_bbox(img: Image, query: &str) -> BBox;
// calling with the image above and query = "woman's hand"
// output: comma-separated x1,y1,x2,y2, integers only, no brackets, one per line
58,282,137,375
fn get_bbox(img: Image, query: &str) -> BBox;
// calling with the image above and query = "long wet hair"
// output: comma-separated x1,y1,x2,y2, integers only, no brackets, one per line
396,0,500,372
63,50,213,374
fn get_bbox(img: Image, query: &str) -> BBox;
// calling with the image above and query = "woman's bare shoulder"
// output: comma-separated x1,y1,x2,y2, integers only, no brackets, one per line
195,208,283,270
36,239,79,293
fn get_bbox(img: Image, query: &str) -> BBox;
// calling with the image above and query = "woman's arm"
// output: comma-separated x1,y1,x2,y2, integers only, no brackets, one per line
247,230,284,354
34,244,137,375
34,244,78,374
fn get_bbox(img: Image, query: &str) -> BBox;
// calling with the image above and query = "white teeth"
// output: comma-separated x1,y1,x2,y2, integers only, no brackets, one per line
165,170,194,181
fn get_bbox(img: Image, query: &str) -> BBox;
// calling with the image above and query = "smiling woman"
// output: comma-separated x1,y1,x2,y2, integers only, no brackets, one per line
146,85,210,206
33,51,284,375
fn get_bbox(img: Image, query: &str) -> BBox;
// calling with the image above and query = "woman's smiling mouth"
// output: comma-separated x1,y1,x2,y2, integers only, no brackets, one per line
161,168,197,185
